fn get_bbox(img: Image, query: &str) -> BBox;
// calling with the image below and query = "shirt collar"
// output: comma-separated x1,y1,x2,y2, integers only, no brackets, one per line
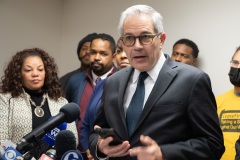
92,67,114,83
132,52,166,83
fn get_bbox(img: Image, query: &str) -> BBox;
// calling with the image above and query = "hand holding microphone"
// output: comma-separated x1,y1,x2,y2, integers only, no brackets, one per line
39,148,56,160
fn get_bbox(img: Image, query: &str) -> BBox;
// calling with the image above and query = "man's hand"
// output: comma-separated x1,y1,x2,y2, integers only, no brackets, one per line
94,125,130,157
129,135,164,160
86,149,94,160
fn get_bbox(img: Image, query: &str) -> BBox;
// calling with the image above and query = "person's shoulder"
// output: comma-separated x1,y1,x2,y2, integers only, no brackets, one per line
60,68,80,78
58,96,68,103
216,89,234,108
0,92,18,107
108,66,132,80
0,93,10,104
0,92,12,100
60,69,81,82
48,95,68,106
176,61,201,72
169,61,204,79
216,88,234,99
65,70,86,86
165,54,202,75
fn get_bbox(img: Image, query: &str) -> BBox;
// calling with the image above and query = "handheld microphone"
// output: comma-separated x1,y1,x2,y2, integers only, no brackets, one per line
55,130,77,160
16,103,80,154
44,117,67,147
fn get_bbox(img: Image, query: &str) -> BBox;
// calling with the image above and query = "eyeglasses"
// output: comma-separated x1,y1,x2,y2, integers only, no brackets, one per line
230,60,240,68
120,33,161,46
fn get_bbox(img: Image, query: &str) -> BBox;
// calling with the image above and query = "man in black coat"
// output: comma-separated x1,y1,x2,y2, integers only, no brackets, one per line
89,4,225,160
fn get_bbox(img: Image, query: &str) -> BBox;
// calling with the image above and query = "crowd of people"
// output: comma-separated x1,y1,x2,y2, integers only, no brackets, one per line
1,4,240,160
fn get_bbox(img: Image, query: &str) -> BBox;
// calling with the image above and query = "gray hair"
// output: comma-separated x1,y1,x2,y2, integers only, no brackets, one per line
117,5,164,35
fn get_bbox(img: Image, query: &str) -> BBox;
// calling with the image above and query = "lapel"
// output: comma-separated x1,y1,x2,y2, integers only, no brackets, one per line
133,55,178,135
76,73,87,104
116,67,133,139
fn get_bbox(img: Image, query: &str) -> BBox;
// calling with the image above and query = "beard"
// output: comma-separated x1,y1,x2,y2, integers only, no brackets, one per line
91,61,104,75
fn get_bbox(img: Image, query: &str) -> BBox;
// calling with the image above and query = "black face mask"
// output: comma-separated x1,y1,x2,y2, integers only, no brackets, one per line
228,67,240,87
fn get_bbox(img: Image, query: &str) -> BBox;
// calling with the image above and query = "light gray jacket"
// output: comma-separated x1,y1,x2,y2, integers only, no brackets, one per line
0,92,78,145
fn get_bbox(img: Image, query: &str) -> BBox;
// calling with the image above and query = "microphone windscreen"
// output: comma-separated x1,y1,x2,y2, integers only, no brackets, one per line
44,117,67,146
61,150,83,160
55,130,76,158
60,103,80,123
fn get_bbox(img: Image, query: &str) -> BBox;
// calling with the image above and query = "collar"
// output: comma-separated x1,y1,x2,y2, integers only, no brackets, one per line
132,52,166,83
92,66,118,83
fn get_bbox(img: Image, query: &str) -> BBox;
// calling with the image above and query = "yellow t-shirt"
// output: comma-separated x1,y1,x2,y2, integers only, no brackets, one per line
216,88,240,160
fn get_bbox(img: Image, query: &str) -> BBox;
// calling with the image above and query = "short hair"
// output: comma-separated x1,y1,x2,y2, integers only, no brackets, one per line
76,33,98,60
0,48,63,99
118,5,164,35
91,33,116,54
232,46,240,60
173,38,199,58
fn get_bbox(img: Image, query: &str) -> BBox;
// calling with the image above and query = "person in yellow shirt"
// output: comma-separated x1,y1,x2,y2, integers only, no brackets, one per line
216,46,240,160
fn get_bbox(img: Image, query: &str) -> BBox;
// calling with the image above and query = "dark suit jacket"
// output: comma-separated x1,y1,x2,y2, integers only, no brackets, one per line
89,54,224,160
59,68,82,95
64,71,87,104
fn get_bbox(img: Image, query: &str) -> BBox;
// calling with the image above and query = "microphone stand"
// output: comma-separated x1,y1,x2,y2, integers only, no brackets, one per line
20,131,49,160
17,128,45,154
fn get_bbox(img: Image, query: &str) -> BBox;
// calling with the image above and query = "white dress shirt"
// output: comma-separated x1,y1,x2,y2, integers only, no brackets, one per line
92,67,114,86
123,53,166,115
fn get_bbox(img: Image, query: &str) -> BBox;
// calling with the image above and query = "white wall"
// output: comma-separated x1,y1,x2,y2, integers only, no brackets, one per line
0,0,63,78
1,0,240,96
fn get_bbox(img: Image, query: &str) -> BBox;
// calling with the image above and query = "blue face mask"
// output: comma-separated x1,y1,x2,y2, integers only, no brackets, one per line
229,67,240,87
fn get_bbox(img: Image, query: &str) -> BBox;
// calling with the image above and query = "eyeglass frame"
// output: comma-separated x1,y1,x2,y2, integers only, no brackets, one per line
120,33,162,46
230,60,240,68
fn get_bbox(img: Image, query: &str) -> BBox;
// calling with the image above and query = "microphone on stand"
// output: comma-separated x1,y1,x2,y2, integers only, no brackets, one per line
16,102,80,155
44,117,67,147
38,117,67,160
